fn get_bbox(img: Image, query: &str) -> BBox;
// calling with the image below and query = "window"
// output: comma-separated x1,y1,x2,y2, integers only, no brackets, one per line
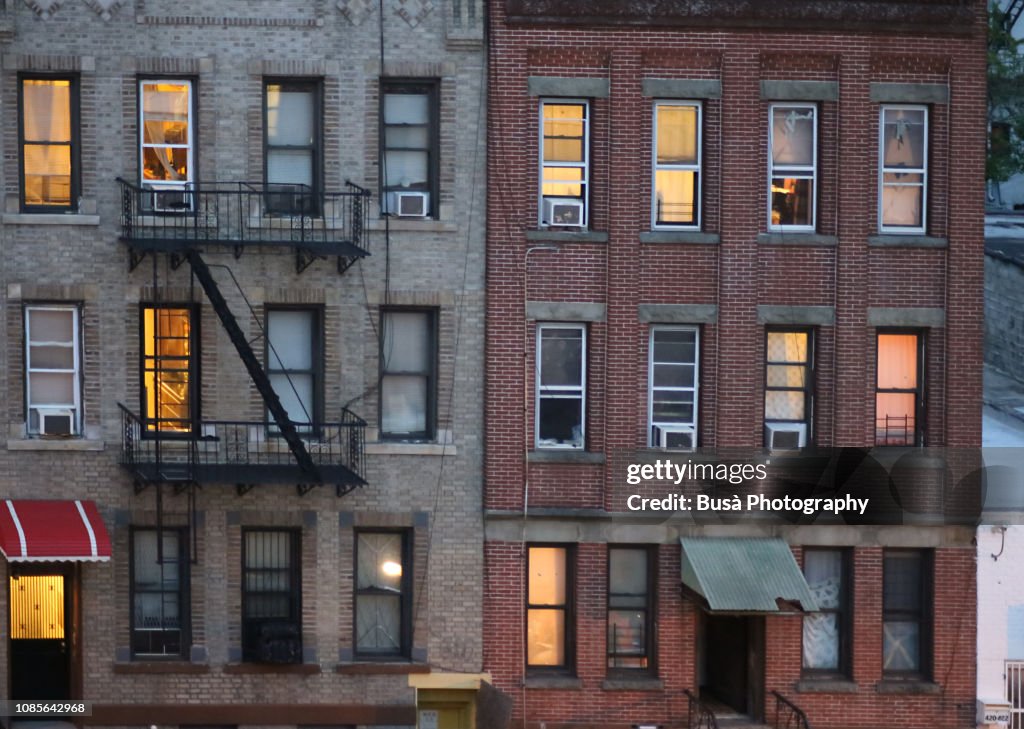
139,80,193,210
380,81,437,218
879,106,928,233
355,531,410,657
607,547,654,671
264,80,321,215
652,101,700,228
25,305,80,436
131,528,188,659
141,306,196,433
527,545,572,669
764,330,812,448
769,104,816,230
875,332,924,446
883,550,932,677
19,76,78,211
802,549,850,676
242,529,301,663
539,100,589,228
648,326,699,449
266,307,321,430
380,309,436,440
536,324,586,449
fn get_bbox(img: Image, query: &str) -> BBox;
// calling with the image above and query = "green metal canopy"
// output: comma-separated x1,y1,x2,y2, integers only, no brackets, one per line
679,537,818,614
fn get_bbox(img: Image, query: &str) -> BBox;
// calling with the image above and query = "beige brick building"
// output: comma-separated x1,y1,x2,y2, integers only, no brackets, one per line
0,1,486,727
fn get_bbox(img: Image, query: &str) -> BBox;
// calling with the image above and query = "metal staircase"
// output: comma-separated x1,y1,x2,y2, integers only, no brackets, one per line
185,250,320,483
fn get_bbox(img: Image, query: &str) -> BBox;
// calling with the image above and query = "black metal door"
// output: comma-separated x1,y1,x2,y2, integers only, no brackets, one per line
9,572,70,700
704,614,748,713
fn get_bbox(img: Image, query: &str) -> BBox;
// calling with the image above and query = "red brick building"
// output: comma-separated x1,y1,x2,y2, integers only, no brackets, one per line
483,1,986,727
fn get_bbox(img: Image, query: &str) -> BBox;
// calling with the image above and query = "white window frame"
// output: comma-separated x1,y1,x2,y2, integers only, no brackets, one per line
647,325,700,447
768,103,817,232
535,323,586,450
139,79,194,194
25,304,81,435
878,105,928,235
538,99,589,228
651,100,702,230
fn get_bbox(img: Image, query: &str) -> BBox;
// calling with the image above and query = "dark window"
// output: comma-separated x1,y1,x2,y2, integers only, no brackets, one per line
883,549,932,677
536,323,586,449
380,80,438,218
264,79,321,215
140,305,197,433
19,75,79,212
131,528,188,659
266,307,322,431
379,309,436,440
875,331,924,446
242,529,301,663
607,547,654,672
764,329,813,448
527,545,573,670
802,548,851,676
355,531,411,658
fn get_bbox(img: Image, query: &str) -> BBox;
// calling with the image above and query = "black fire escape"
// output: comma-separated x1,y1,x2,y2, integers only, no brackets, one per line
116,179,371,497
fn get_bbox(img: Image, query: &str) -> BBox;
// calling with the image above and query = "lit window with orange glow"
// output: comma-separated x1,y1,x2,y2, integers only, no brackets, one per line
140,80,193,208
653,101,700,228
142,306,194,432
355,531,409,657
527,545,571,669
20,77,77,210
875,332,923,446
769,104,816,230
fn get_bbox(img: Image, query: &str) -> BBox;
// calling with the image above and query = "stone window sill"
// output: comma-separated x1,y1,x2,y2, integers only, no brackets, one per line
223,663,321,675
640,231,719,245
526,229,609,243
602,676,664,691
335,662,431,675
8,438,105,452
758,233,838,246
875,679,941,695
524,675,583,690
868,234,947,248
113,662,209,674
2,213,100,226
795,678,858,693
365,442,457,456
528,450,605,464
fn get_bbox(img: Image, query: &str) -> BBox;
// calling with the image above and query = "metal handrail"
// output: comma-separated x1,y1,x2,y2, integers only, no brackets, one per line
773,691,812,729
684,689,719,729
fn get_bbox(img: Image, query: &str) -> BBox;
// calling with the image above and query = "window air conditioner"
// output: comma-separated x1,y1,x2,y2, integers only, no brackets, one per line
765,422,807,450
265,184,315,215
143,184,192,213
654,425,695,450
543,197,584,227
36,408,76,436
257,621,302,664
386,190,430,217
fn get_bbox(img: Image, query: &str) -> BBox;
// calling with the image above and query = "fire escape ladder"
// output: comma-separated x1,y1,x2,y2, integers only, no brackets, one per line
1006,0,1024,33
185,250,321,483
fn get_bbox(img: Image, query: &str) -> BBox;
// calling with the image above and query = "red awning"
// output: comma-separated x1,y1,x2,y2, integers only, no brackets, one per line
0,500,111,562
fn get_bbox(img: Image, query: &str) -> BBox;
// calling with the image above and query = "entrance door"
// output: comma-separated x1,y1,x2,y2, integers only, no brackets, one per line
9,570,71,700
701,614,766,720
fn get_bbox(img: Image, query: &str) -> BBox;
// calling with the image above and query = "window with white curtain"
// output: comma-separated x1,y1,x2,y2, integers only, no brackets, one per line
879,106,928,233
802,548,849,676
266,308,321,431
380,309,435,440
139,80,193,202
25,305,81,436
652,101,700,228
20,76,78,210
764,329,813,447
381,81,437,217
769,103,816,230
264,79,320,214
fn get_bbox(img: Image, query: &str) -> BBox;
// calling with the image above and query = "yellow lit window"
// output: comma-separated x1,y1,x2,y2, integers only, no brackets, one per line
142,307,193,432
21,78,75,209
527,546,570,667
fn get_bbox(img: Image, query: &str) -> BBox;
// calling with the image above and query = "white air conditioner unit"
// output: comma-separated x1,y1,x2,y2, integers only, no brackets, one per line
386,191,430,217
35,408,76,437
144,184,192,213
655,425,695,450
765,422,807,450
543,197,584,227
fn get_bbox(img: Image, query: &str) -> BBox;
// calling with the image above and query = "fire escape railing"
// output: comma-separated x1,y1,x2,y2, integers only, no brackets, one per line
773,691,812,729
117,178,370,273
684,689,719,729
119,403,367,496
